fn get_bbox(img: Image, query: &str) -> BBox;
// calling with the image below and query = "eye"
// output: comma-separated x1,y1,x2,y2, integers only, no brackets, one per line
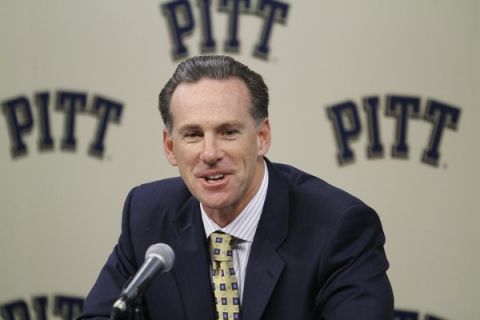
222,129,239,139
184,131,202,142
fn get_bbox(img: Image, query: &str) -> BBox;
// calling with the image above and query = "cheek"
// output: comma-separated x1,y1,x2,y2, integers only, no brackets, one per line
238,143,262,166
174,145,199,165
228,140,256,158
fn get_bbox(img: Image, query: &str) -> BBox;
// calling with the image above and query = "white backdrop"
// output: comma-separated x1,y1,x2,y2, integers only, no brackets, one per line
1,1,478,319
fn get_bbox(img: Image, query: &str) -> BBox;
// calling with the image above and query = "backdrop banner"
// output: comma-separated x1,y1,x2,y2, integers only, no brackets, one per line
1,1,478,319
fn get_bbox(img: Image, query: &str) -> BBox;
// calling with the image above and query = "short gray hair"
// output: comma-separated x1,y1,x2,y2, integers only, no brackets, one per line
159,55,269,132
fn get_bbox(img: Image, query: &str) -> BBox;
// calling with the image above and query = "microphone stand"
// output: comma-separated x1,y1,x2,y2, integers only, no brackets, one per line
110,276,146,320
110,295,146,320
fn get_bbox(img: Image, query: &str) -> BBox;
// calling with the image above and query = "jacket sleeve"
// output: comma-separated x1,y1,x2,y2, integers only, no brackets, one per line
77,188,140,320
315,204,394,319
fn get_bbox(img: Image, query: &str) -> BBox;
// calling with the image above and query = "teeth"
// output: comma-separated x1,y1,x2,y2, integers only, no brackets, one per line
206,174,224,181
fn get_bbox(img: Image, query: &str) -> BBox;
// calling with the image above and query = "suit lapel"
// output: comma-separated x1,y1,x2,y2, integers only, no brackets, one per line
170,197,216,320
242,161,289,320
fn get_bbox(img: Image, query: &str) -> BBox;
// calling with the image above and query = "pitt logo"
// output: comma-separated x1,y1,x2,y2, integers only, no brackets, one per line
1,295,83,320
394,309,447,320
160,0,290,60
326,95,461,167
1,91,124,159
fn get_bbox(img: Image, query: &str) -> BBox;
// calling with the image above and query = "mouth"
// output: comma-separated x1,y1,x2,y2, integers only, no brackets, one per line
204,174,225,183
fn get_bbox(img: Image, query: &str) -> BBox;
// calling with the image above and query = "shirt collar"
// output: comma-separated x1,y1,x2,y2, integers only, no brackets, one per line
201,161,269,243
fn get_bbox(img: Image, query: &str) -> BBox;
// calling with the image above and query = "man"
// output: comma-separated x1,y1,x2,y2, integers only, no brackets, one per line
79,55,393,319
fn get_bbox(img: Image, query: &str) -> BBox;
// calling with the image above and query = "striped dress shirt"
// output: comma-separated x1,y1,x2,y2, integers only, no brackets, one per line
201,162,269,304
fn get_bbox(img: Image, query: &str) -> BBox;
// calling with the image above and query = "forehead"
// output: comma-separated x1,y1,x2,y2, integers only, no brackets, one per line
169,77,253,128
172,77,250,103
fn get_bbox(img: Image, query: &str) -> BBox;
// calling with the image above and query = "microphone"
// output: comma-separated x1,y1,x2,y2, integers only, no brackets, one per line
112,243,175,313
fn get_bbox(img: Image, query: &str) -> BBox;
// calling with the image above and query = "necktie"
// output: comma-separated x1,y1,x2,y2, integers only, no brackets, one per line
209,232,241,320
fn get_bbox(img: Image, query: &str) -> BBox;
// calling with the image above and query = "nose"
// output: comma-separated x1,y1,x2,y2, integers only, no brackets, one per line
199,135,223,165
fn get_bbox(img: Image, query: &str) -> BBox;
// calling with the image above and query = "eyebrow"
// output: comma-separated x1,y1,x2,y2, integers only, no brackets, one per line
217,121,244,131
177,124,201,134
177,121,245,134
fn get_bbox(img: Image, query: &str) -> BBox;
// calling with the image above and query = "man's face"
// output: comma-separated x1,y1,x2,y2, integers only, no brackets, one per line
163,77,271,224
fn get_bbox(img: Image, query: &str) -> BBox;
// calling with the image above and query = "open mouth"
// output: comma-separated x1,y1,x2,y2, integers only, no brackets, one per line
204,174,224,182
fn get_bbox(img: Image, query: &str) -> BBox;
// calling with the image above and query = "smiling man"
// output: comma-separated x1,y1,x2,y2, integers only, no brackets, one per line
163,75,270,227
80,55,394,320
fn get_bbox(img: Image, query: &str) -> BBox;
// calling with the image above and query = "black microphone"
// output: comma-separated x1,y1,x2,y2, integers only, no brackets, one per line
112,243,175,314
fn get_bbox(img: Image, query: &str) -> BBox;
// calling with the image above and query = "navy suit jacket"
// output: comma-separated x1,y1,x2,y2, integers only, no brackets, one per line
79,161,393,319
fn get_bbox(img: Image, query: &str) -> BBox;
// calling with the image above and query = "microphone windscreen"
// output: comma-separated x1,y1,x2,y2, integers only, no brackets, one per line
145,243,175,272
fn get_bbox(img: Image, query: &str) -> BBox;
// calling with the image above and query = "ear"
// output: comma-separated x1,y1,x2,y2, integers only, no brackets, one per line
256,118,271,156
163,129,178,166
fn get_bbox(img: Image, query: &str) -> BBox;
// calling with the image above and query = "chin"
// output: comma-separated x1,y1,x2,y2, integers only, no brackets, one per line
200,197,235,212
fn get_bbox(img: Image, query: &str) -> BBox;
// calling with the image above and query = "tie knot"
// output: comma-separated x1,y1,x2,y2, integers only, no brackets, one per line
210,232,234,262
